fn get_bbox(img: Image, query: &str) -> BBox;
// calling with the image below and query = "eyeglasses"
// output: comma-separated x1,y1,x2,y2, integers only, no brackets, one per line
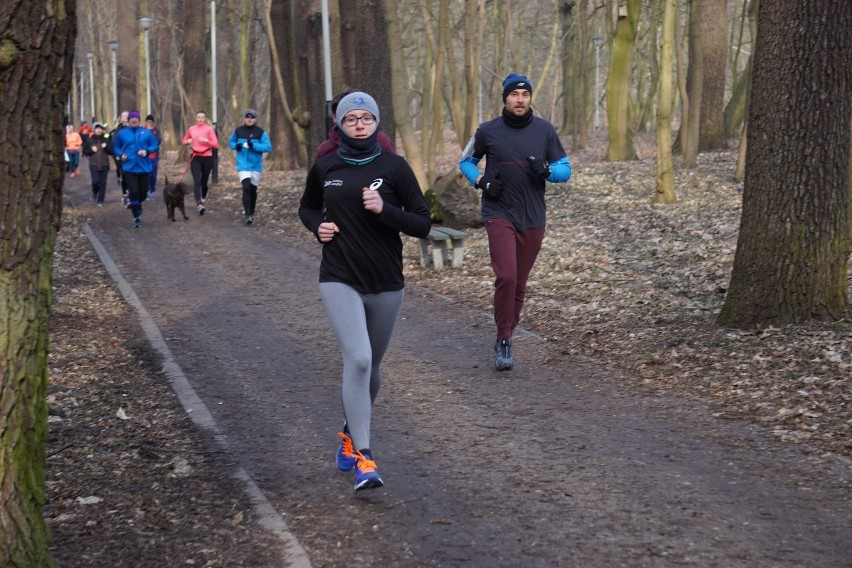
245,114,256,119
342,114,375,126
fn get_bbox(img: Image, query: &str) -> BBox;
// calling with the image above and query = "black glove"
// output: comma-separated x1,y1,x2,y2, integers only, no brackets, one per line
477,174,504,201
527,156,551,178
246,139,254,150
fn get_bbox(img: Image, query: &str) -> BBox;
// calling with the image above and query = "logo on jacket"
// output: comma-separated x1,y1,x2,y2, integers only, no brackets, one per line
368,179,384,191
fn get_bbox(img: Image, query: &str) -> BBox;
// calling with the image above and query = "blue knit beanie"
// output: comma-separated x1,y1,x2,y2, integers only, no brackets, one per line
502,73,533,102
335,92,380,128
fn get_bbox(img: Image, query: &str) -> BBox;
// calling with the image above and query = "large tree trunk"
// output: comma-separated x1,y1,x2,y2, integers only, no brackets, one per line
339,0,393,138
560,0,590,149
116,0,140,117
0,2,75,564
299,0,332,157
698,0,728,150
718,0,851,328
605,0,641,162
654,0,677,204
182,2,208,117
682,0,702,167
267,0,303,170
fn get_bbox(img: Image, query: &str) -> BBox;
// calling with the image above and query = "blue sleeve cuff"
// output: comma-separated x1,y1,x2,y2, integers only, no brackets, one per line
546,157,571,183
459,157,481,186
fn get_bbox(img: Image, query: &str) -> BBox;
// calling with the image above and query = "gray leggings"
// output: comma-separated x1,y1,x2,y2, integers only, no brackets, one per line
319,282,404,452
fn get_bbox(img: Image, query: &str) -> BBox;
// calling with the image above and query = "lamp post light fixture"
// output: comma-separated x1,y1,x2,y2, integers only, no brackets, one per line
139,16,153,114
86,51,95,121
108,40,118,122
592,35,603,130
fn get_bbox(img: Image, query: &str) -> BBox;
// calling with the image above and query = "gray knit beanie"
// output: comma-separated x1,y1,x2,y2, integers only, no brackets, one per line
335,92,380,128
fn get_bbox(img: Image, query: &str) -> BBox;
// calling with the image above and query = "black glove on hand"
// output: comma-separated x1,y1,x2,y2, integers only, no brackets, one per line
477,174,504,201
246,139,254,150
527,156,551,178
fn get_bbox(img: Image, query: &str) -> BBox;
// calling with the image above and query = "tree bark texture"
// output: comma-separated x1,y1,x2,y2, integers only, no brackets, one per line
718,0,851,328
339,0,393,140
299,0,332,155
116,0,140,116
654,0,677,204
267,0,302,170
0,2,75,565
605,0,640,161
560,0,590,148
682,0,702,166
182,2,208,118
698,0,728,151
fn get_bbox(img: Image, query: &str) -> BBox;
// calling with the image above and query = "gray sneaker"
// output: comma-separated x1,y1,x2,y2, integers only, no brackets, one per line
495,339,513,371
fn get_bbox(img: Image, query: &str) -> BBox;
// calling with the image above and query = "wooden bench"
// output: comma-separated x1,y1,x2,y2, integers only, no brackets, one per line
419,227,469,270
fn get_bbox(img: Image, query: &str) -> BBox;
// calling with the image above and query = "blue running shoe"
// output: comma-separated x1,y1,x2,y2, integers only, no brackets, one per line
353,452,383,491
132,217,141,229
337,432,357,472
495,338,513,371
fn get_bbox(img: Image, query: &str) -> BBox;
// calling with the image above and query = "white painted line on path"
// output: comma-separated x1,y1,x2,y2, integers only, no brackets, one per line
83,223,311,568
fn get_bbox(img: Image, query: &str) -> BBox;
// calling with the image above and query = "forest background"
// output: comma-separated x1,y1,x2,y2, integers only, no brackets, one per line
70,0,850,327
71,0,754,182
1,0,850,564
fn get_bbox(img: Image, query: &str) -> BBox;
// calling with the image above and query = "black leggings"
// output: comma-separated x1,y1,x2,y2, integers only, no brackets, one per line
124,172,149,217
241,178,257,216
190,155,214,204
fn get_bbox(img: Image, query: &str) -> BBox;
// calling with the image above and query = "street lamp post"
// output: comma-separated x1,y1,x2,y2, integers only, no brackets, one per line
592,35,603,130
210,0,218,183
78,64,86,124
139,17,153,115
321,0,333,131
108,40,118,122
86,51,95,121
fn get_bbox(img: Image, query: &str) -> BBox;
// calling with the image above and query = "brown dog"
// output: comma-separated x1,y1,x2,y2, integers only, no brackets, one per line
163,176,191,221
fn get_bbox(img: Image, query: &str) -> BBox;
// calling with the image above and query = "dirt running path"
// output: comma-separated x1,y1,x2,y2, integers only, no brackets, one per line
64,173,850,567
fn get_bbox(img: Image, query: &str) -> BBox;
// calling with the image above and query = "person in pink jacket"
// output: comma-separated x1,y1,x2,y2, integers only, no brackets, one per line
181,110,219,215
65,125,83,177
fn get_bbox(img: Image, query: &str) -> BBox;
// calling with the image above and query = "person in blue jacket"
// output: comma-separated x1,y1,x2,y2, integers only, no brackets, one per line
228,109,272,225
459,73,571,371
113,110,160,228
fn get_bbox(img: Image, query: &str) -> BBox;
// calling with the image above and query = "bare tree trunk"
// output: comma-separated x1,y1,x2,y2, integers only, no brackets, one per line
426,0,450,187
383,0,426,188
698,0,728,150
674,0,689,154
0,2,75,564
267,0,304,169
116,0,140,116
683,0,702,167
462,0,486,147
338,0,393,138
605,0,641,161
654,0,677,204
182,2,208,116
734,123,747,182
297,0,329,156
718,0,851,327
723,0,756,137
848,119,852,253
560,0,590,149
